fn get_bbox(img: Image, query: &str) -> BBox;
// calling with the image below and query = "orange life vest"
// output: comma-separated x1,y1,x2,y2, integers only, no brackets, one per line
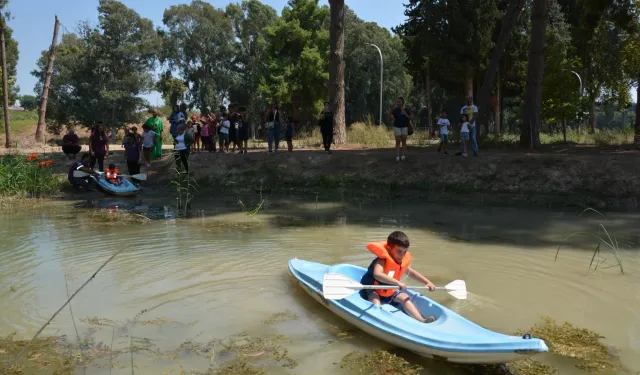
366,241,412,297
105,168,119,182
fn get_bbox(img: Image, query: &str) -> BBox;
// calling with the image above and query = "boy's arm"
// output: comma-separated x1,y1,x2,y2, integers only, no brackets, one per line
372,260,404,287
407,268,435,290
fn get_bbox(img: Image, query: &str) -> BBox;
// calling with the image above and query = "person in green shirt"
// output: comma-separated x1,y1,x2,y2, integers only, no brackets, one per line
144,109,164,160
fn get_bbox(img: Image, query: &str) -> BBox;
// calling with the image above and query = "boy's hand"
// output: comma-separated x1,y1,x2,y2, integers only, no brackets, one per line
425,281,436,292
398,282,407,290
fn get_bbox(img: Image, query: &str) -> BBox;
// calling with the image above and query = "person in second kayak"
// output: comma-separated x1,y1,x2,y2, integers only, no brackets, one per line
360,231,437,323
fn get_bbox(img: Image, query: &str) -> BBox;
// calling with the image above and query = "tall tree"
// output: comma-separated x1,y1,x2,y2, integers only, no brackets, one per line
35,16,59,142
520,0,550,148
31,0,159,134
260,0,330,124
160,0,236,111
225,0,278,128
622,15,640,146
155,71,187,108
31,33,84,134
329,0,346,143
0,14,11,147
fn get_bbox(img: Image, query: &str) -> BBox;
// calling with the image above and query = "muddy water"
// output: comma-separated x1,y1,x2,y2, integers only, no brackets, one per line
1,198,639,374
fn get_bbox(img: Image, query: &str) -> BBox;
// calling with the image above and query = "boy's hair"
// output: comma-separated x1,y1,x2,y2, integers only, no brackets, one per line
441,110,447,114
387,231,410,248
131,126,137,132
108,164,116,170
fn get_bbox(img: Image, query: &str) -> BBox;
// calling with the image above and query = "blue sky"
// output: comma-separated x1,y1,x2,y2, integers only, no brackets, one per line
6,0,638,105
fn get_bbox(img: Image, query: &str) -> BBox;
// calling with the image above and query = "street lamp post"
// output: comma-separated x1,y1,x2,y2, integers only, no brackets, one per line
368,43,383,125
570,70,585,130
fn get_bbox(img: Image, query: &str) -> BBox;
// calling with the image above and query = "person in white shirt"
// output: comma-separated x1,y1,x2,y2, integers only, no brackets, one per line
218,114,231,153
459,114,470,157
436,110,451,154
140,124,156,168
459,97,479,156
174,125,189,172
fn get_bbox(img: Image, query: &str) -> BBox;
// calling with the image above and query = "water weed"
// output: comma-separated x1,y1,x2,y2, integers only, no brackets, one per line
516,316,619,373
555,208,625,274
339,349,423,375
0,154,62,198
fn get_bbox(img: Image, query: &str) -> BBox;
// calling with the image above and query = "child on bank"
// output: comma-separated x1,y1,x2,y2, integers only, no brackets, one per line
219,114,230,153
360,231,437,323
436,110,451,154
459,114,470,158
285,117,294,152
141,124,155,168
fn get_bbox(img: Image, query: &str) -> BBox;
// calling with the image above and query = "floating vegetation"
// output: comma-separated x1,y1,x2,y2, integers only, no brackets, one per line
86,208,151,225
203,220,265,232
217,333,297,368
0,332,117,375
507,359,558,375
327,324,357,339
517,316,620,373
204,358,266,375
339,349,423,375
261,310,299,325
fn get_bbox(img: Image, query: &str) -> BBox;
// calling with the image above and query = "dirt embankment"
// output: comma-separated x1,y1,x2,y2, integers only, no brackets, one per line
143,143,640,211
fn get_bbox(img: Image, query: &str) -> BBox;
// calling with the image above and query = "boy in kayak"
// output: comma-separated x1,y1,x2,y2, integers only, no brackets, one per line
105,164,123,186
360,231,437,323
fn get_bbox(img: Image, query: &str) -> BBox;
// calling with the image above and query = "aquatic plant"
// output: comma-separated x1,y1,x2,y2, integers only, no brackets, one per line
339,349,423,375
0,154,62,198
517,316,620,373
555,208,625,274
168,166,199,217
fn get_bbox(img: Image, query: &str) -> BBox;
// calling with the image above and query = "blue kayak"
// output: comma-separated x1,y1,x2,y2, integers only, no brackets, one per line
288,258,548,364
93,175,139,197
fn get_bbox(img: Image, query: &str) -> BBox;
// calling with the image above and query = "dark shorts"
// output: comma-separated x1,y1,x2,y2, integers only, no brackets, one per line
229,129,237,142
360,289,409,307
239,128,249,141
143,146,152,151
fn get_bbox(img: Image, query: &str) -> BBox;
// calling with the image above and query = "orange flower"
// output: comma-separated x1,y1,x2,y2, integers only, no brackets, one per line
38,160,53,167
46,160,53,166
26,153,38,162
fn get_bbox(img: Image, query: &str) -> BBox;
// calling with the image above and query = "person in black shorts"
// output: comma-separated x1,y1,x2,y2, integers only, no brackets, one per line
237,114,250,154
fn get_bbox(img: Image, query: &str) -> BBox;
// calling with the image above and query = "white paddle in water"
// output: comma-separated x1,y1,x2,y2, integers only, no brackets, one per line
321,273,467,300
73,170,147,181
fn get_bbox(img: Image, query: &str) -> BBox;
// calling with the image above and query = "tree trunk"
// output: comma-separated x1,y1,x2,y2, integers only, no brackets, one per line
520,0,549,149
635,82,639,148
465,76,474,101
500,65,505,133
329,0,346,144
0,16,11,148
477,0,525,136
495,69,501,133
426,62,433,135
36,16,60,143
589,98,596,133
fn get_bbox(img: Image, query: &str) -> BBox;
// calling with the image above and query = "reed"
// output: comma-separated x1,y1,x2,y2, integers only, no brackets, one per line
555,208,625,274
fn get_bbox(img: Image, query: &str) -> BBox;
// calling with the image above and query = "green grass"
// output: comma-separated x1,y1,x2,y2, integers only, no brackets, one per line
0,154,62,197
479,127,634,148
0,110,39,134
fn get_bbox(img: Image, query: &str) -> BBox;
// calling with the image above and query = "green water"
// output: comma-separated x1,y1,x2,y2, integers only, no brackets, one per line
1,196,639,374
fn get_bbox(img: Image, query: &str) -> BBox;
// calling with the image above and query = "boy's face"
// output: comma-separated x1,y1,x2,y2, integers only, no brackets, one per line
388,244,408,264
441,112,447,118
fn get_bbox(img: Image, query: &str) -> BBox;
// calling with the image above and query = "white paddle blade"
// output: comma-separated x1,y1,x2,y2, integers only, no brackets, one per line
73,170,89,178
322,273,363,300
444,280,467,300
131,173,147,181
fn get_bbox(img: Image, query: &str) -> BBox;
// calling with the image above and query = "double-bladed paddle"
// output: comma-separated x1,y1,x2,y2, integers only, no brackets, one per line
321,273,467,300
73,170,147,181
